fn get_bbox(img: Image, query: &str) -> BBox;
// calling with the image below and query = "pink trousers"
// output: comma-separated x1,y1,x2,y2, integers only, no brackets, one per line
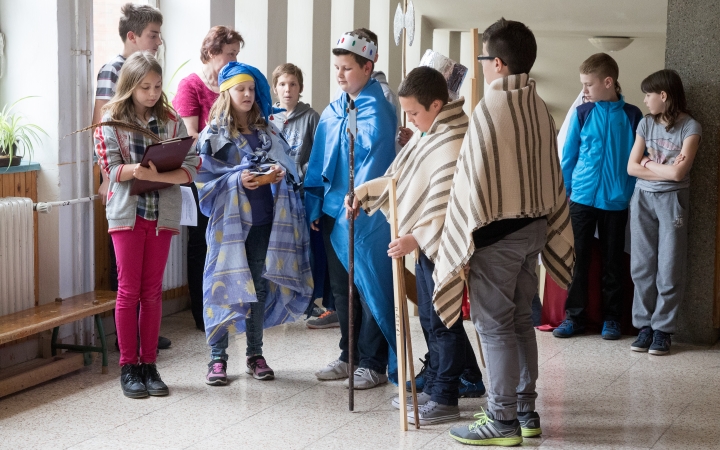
111,216,172,365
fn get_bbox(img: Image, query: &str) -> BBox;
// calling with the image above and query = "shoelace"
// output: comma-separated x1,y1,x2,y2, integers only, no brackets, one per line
606,321,620,331
317,311,334,319
469,408,494,431
354,367,375,381
253,358,269,370
211,363,225,374
144,364,163,381
652,332,667,346
124,366,143,384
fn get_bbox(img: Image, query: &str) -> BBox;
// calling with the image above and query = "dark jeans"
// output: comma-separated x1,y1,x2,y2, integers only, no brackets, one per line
210,223,271,359
416,252,482,406
309,225,335,312
564,201,628,325
187,183,210,330
322,215,387,373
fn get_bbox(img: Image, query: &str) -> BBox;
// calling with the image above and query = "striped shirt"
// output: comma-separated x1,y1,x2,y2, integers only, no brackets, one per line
354,98,468,263
432,74,575,326
95,55,125,101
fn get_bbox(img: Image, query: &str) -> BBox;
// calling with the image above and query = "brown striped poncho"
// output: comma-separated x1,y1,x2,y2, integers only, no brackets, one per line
432,74,575,327
354,98,468,262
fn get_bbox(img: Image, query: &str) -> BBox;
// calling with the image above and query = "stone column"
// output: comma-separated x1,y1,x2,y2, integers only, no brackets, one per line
406,14,434,72
369,0,402,93
666,0,720,345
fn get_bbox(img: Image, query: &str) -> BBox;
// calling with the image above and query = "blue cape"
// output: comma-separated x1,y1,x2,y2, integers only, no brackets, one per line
304,78,399,383
197,121,312,344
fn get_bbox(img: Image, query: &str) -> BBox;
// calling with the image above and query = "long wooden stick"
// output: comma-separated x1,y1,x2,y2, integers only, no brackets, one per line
400,260,420,429
347,101,357,410
388,177,413,430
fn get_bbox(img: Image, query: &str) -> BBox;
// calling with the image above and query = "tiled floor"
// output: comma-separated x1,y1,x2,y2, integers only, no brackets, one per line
1,310,719,449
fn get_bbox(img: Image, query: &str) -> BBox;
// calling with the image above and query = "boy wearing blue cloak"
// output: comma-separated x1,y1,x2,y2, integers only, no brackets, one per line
304,30,398,389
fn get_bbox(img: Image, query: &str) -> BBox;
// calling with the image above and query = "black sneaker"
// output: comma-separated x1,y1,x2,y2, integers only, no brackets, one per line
648,330,671,355
518,411,542,437
158,336,172,350
631,326,653,352
120,364,148,399
141,363,169,396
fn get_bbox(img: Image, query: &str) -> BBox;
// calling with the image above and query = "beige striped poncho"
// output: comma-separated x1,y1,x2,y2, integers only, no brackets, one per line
432,74,575,326
354,98,468,262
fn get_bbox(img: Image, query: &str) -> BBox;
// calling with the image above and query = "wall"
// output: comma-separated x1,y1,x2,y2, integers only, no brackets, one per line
665,0,720,345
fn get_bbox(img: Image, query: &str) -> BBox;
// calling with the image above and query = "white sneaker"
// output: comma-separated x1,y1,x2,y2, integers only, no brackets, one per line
392,391,432,410
314,359,350,380
343,367,388,390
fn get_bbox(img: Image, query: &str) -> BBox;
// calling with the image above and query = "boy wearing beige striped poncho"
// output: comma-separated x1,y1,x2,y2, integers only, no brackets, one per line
348,67,485,426
434,19,575,447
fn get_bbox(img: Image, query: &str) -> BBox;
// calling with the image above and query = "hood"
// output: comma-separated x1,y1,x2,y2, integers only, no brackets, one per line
272,101,313,121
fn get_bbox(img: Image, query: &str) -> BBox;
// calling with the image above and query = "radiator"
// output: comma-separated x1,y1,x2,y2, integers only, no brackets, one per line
0,197,34,315
162,228,187,291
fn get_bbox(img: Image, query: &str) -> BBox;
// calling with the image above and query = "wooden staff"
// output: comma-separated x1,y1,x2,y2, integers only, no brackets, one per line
388,177,419,430
463,277,485,368
347,99,357,411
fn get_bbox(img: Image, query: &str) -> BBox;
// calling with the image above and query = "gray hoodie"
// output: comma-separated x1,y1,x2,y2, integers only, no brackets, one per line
269,101,320,182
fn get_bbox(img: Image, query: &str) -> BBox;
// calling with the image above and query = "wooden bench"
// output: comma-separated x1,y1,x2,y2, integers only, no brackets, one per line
0,291,116,398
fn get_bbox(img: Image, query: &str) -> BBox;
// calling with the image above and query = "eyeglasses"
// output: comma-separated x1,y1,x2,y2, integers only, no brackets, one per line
477,55,506,65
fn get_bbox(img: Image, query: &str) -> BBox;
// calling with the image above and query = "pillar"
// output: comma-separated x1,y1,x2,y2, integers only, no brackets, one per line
235,0,288,76
665,0,720,345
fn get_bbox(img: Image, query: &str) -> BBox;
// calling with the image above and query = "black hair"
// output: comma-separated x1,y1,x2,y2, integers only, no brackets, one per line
398,67,449,110
482,18,537,75
641,69,691,131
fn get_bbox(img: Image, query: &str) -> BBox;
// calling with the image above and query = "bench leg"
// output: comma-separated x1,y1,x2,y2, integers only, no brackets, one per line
51,326,59,357
94,314,109,374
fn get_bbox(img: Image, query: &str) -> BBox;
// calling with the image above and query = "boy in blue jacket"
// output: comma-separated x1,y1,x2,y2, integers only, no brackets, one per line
555,53,643,340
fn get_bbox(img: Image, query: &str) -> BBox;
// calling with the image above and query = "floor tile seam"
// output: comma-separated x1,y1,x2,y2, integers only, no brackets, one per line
647,403,692,450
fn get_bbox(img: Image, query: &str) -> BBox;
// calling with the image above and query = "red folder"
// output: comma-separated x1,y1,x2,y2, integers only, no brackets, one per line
129,136,195,195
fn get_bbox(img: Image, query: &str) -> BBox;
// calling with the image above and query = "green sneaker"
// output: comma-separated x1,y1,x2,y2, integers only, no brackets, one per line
449,408,523,446
518,411,542,437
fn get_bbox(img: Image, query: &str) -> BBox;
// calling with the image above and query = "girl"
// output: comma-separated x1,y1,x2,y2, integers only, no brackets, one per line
627,69,701,355
196,62,312,385
94,51,200,398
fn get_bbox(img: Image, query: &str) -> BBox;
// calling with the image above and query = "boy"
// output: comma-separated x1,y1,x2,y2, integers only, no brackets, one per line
269,63,335,325
304,30,398,389
348,66,485,425
92,3,170,351
554,53,643,340
432,18,574,445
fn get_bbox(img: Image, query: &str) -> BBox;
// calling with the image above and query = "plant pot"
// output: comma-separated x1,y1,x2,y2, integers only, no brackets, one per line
0,154,22,167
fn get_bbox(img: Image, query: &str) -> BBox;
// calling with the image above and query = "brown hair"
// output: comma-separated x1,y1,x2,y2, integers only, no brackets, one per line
102,52,174,124
580,53,622,96
641,69,691,131
200,26,245,63
118,3,163,43
271,63,305,91
482,18,537,75
208,90,267,138
332,28,376,71
398,67,449,110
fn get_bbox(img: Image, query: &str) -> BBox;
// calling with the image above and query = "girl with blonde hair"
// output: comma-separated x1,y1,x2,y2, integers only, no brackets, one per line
95,51,200,398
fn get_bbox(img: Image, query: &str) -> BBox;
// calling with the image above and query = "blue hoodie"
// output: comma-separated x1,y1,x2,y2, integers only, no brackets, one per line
561,95,643,211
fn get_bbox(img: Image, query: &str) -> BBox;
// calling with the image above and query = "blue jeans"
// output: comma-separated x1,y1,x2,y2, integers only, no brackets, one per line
416,252,482,406
210,224,271,360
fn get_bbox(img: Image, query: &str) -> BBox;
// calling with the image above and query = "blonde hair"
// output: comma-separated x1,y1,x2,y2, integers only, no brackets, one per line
102,51,174,124
207,89,266,138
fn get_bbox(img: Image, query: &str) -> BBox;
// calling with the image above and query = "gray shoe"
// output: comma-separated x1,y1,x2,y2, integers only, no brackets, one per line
449,408,523,446
306,310,340,329
343,367,388,389
518,411,542,438
408,400,460,425
392,391,431,410
314,359,350,380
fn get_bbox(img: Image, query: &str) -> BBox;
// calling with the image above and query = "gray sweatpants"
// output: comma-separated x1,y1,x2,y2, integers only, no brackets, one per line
630,187,689,334
467,219,546,421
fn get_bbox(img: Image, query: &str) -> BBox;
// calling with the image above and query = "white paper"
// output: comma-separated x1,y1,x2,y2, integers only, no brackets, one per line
180,186,197,227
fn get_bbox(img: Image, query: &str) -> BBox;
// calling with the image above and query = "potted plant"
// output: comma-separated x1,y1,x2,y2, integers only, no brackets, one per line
0,96,47,167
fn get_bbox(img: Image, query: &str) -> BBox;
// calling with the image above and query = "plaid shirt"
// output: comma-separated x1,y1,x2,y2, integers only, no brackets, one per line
95,55,125,101
95,114,186,221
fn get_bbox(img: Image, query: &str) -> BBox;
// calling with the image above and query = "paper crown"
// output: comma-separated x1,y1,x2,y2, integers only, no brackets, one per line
334,32,377,60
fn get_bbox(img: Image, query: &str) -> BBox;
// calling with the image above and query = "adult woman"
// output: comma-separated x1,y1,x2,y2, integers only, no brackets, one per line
172,26,244,331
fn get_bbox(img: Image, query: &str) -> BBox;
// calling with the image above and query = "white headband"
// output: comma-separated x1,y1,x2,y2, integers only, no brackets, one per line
334,32,377,60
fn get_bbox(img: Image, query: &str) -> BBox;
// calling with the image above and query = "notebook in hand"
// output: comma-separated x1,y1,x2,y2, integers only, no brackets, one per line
130,136,195,196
